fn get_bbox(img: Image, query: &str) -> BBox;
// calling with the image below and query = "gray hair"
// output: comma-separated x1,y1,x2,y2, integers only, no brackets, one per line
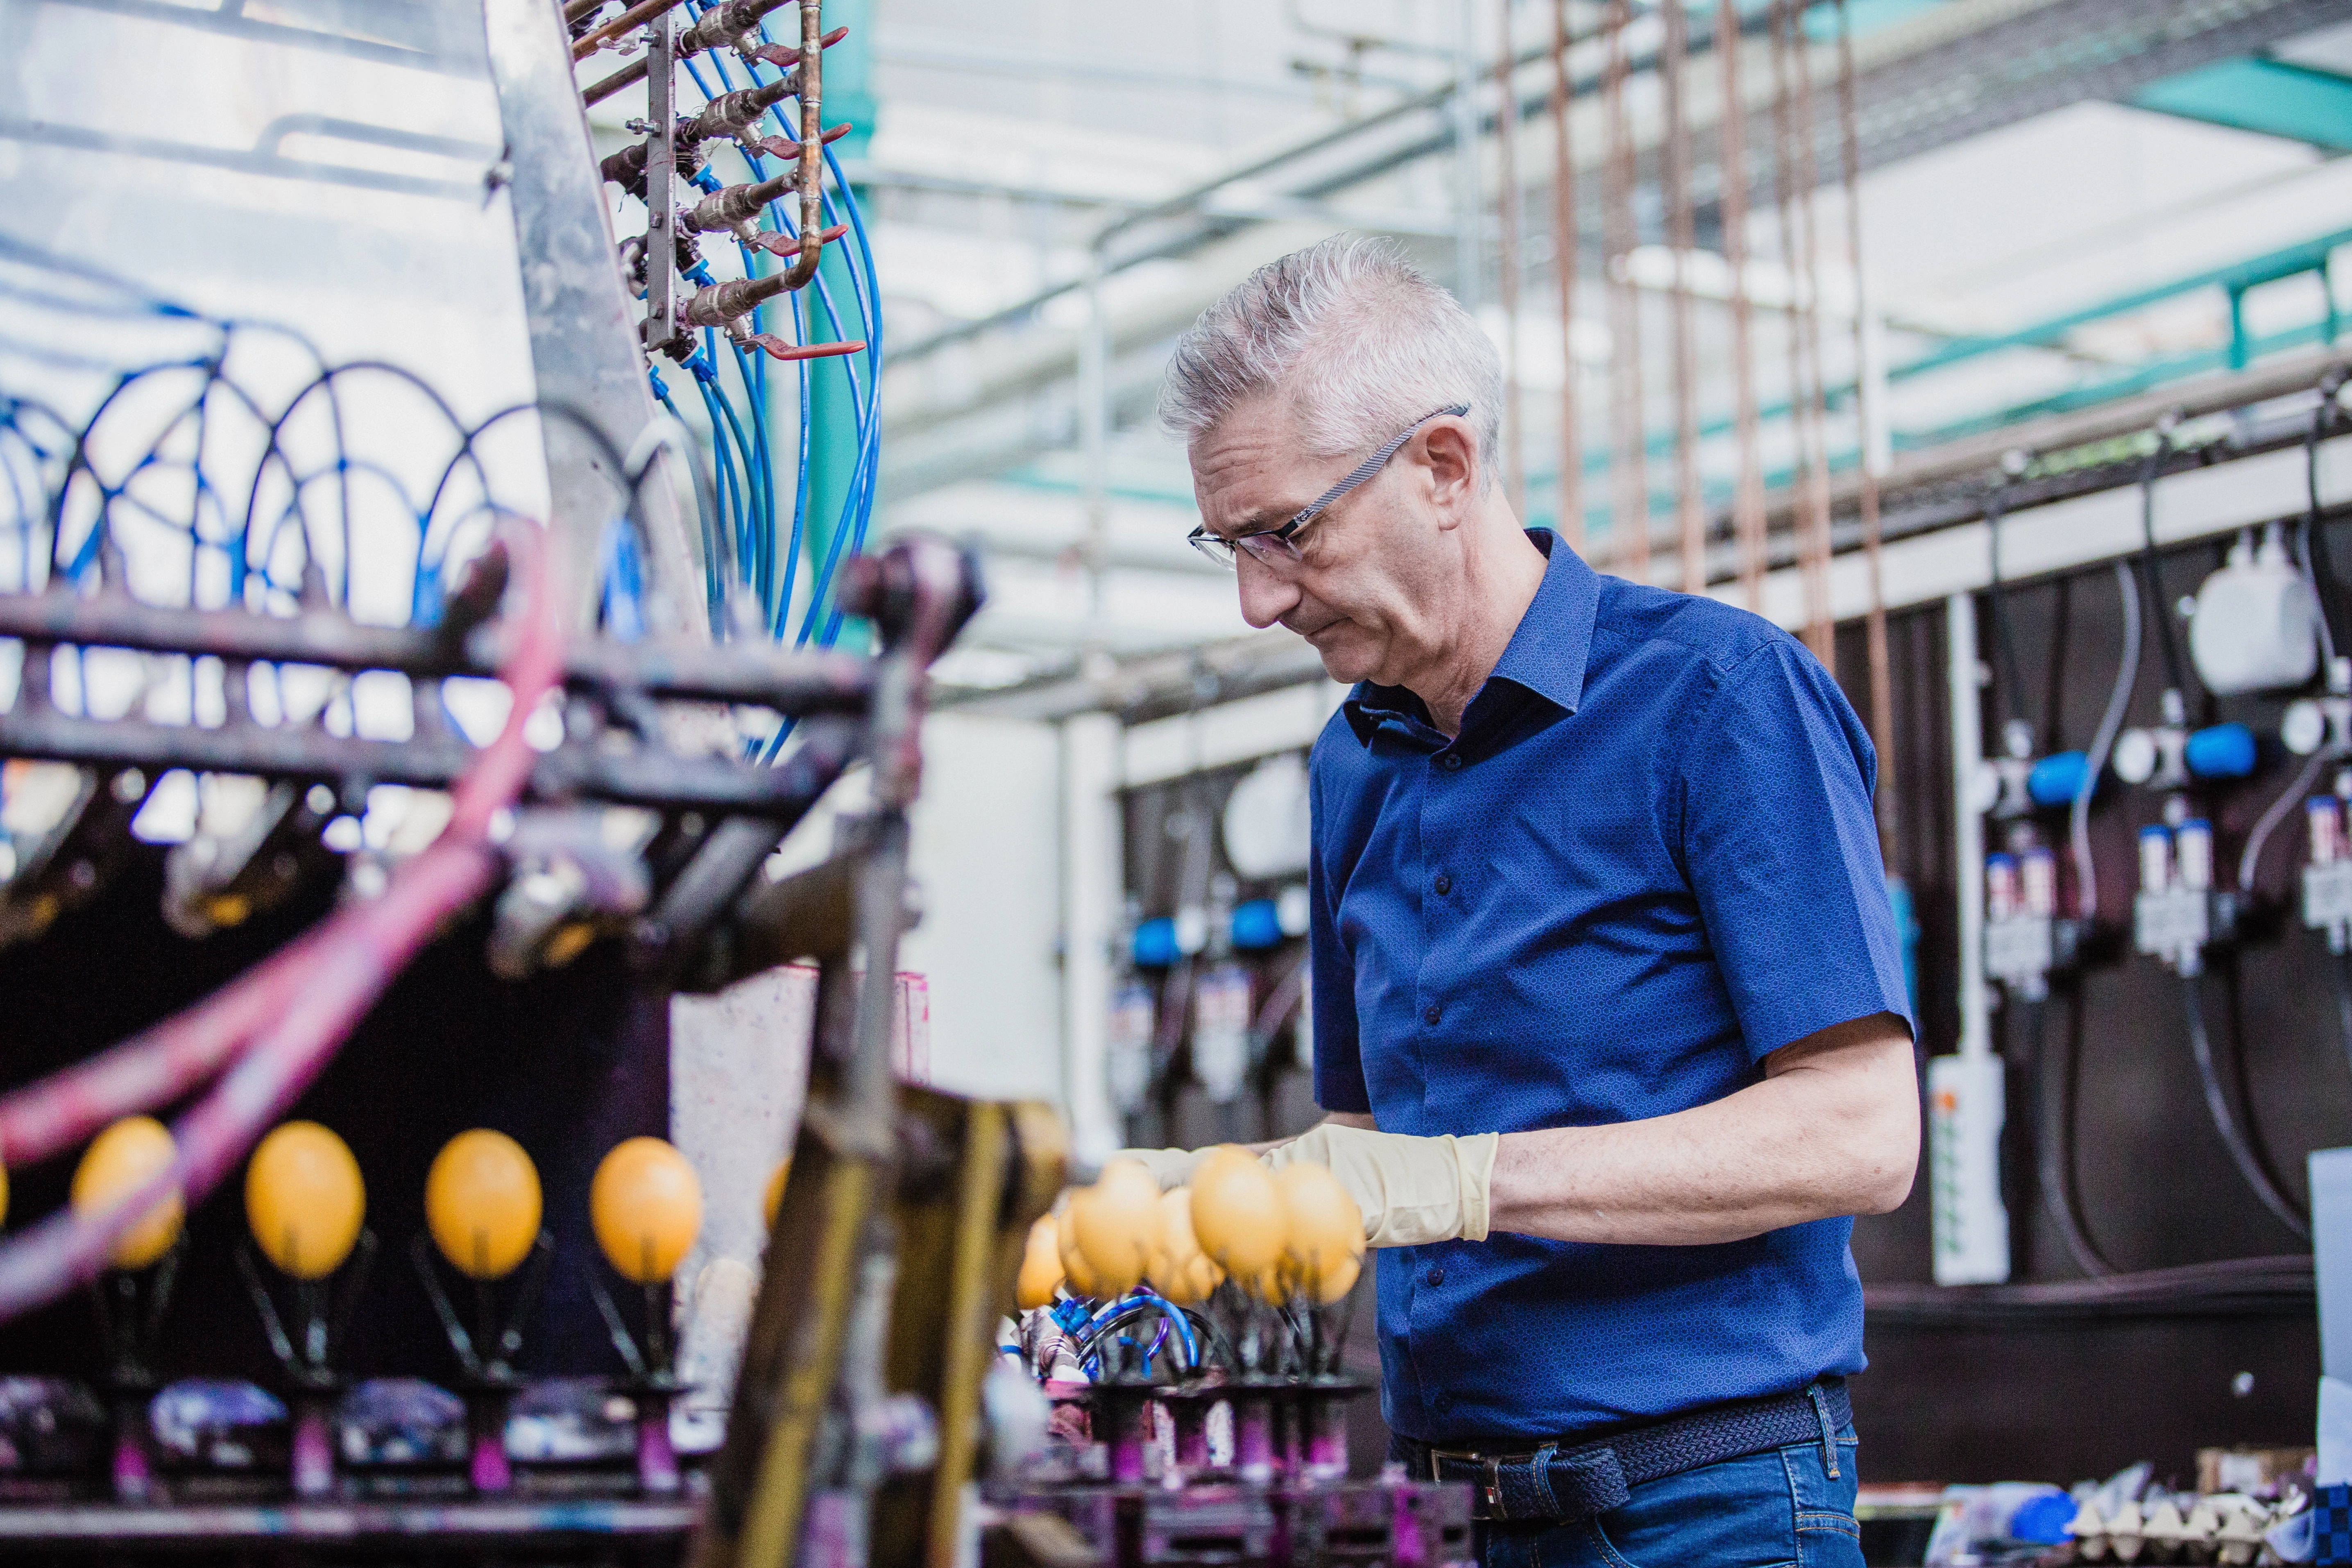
1157,235,1502,486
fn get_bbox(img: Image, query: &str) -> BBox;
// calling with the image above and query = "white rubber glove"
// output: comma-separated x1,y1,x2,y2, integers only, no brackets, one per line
1108,1147,1212,1192
1262,1123,1500,1248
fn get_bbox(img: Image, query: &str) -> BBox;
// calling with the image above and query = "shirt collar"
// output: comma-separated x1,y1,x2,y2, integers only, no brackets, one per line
1343,529,1601,746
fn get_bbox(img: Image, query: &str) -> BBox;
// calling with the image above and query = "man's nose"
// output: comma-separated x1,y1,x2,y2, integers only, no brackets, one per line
1234,554,1301,630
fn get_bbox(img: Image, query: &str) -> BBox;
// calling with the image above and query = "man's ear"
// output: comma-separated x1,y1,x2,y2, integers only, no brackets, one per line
1419,419,1480,529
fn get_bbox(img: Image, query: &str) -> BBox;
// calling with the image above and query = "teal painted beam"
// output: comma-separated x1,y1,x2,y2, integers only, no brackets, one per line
2130,57,2352,152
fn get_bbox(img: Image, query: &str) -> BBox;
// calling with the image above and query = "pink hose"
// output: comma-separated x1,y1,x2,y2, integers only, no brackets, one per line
0,531,562,1323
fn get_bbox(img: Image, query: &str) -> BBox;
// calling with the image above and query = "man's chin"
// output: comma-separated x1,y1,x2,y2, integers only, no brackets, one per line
1299,625,1378,684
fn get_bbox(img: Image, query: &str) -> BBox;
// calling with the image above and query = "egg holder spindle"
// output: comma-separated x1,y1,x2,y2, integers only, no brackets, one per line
582,1257,684,1494
407,1228,555,1494
85,1234,185,1502
233,1230,377,1498
1069,1292,1199,1485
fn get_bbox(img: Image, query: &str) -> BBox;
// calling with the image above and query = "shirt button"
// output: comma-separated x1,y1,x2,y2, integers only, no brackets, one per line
1423,1002,1442,1026
1433,872,1452,896
1440,753,1464,772
1432,1392,1453,1412
1426,1266,1444,1286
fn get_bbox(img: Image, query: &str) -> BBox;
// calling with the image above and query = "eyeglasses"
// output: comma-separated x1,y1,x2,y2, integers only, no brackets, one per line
1187,403,1471,570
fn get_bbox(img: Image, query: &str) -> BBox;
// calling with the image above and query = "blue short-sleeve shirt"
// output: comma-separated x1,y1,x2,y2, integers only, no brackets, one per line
1309,529,1913,1446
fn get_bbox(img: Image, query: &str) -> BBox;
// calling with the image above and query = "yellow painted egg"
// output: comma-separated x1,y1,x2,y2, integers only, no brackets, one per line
1055,1206,1102,1298
424,1129,542,1280
1188,1146,1286,1278
70,1116,183,1271
1015,1215,1065,1310
245,1122,365,1280
1149,1187,1225,1306
1069,1159,1158,1297
761,1157,792,1231
0,1155,9,1228
1275,1160,1365,1298
590,1137,703,1285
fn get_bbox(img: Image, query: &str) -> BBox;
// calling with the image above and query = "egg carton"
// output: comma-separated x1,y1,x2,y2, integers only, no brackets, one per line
2061,1491,2286,1564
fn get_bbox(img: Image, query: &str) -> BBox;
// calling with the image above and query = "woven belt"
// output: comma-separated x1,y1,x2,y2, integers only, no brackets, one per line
1396,1378,1851,1525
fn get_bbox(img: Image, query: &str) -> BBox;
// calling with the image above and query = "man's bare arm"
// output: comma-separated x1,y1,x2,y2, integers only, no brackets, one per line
1485,1013,1918,1246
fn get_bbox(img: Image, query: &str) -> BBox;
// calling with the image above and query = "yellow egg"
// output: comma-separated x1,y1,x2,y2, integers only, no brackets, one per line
1189,1146,1287,1278
590,1137,703,1285
1274,1160,1365,1298
0,1156,9,1228
1069,1160,1158,1296
761,1157,792,1231
245,1122,365,1280
1055,1207,1102,1298
1015,1215,1065,1310
70,1116,183,1271
1149,1187,1225,1306
1307,1250,1362,1305
424,1129,542,1280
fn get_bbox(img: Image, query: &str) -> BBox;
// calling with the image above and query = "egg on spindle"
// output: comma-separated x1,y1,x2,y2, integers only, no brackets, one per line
761,1157,791,1231
1069,1159,1158,1296
1274,1160,1365,1304
1149,1187,1224,1305
589,1137,703,1285
1055,1207,1103,1299
71,1116,184,1271
245,1121,365,1280
1188,1145,1287,1279
424,1129,542,1280
1015,1214,1065,1310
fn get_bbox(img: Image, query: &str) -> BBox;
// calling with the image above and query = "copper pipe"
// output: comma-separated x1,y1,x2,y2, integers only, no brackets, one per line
1835,0,1895,862
572,0,685,61
1601,0,1648,579
775,0,827,291
1659,0,1704,596
1495,0,1526,515
563,0,606,23
1787,1,1836,675
1719,0,1766,612
685,171,800,234
1548,0,1582,549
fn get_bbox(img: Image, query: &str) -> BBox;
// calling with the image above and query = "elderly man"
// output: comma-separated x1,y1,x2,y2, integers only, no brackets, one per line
1130,236,1919,1567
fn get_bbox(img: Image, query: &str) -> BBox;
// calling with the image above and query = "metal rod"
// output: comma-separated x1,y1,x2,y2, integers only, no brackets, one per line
1787,0,1836,674
1495,0,1525,513
646,5,680,353
774,0,827,292
1453,4,1482,312
571,0,684,60
1601,0,1647,578
1836,0,1896,864
1549,0,1583,549
1660,0,1705,596
1720,0,1767,611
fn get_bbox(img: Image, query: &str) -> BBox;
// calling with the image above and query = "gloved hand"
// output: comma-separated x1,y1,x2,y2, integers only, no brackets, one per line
1262,1123,1500,1248
1108,1146,1212,1192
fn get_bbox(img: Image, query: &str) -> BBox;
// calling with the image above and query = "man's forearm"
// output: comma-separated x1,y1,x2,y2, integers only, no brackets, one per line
1486,1020,1918,1247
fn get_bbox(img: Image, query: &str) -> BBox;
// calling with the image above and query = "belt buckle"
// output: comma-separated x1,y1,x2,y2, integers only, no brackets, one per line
1426,1448,1508,1520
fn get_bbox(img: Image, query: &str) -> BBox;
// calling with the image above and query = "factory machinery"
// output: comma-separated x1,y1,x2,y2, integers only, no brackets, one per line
0,0,1478,1561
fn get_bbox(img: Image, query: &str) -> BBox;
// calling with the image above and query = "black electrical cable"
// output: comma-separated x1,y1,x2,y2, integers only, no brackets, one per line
2041,574,2070,752
2331,951,2352,1091
1983,467,2031,743
2033,991,2112,1277
2304,367,2349,662
1865,1254,2311,1326
2131,432,2198,711
2180,972,2309,1240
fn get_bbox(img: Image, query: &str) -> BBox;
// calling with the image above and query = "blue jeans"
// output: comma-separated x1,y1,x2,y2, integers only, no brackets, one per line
1474,1426,1863,1568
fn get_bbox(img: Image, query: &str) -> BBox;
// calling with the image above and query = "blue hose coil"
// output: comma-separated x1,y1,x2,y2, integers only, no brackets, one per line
2184,723,2258,780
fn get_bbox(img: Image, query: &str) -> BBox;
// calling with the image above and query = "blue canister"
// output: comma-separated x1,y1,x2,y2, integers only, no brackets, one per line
1230,898,1285,952
2026,751,2091,809
2184,723,2258,780
1131,917,1180,969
